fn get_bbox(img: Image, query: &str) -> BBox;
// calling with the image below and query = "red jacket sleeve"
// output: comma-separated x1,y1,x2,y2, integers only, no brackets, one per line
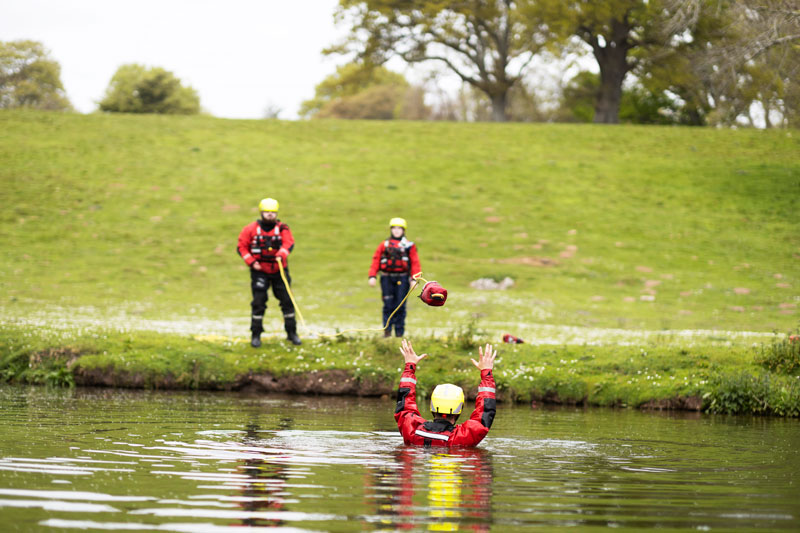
408,244,421,278
394,363,427,444
238,223,256,266
450,369,496,446
278,224,294,267
368,241,385,278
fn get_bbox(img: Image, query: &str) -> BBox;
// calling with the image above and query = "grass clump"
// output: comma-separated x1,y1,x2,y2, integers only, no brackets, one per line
756,331,800,375
704,370,800,417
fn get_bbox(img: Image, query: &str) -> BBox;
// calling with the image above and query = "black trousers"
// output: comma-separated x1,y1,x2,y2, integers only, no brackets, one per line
250,268,296,336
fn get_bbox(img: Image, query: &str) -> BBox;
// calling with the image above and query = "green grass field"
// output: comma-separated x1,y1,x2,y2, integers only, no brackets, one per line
1,110,797,338
2,110,800,414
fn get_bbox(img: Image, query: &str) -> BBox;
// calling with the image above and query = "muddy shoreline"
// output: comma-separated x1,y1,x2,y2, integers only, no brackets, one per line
70,365,703,412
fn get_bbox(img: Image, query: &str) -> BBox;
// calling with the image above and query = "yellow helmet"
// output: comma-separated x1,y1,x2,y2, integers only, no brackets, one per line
389,217,407,229
430,384,464,416
258,198,279,212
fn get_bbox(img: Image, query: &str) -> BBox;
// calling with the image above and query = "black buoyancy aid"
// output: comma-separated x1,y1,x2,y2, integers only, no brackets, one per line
250,222,283,262
415,419,455,445
380,237,413,273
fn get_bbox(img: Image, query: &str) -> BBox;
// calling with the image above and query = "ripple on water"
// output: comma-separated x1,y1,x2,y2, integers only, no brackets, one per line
1,387,798,532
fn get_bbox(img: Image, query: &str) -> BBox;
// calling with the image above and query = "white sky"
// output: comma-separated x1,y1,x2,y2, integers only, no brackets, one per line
1,0,346,119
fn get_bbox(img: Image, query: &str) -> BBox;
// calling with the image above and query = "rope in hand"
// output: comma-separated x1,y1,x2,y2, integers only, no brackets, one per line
277,261,428,337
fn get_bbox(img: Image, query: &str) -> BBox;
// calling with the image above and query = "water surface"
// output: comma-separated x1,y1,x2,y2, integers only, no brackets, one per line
0,385,798,531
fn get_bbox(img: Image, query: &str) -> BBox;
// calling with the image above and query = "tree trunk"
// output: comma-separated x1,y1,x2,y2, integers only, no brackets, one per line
593,45,629,124
490,91,508,122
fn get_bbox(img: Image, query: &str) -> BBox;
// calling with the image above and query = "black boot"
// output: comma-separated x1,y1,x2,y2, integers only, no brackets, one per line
251,333,261,348
284,313,301,345
383,329,392,338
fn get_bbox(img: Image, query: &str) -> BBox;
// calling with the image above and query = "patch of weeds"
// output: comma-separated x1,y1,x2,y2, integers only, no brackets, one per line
704,370,800,416
450,317,486,351
756,331,800,376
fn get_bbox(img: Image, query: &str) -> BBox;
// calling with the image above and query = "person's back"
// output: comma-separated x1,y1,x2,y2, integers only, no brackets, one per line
394,339,497,447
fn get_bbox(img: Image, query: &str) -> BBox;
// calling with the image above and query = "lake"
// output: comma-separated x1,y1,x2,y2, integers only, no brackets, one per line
0,385,798,531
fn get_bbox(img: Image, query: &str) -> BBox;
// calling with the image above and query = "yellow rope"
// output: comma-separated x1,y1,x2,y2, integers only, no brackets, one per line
277,260,306,330
277,261,427,337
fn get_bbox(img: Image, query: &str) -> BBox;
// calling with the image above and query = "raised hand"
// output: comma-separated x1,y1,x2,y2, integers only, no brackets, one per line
471,344,497,371
400,338,427,365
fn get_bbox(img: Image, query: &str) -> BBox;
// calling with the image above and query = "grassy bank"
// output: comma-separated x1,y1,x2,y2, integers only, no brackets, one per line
2,111,799,415
1,110,798,336
2,324,798,416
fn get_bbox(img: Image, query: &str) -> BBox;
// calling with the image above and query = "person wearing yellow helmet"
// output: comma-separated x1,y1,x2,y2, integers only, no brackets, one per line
395,339,497,447
237,197,301,347
368,218,422,337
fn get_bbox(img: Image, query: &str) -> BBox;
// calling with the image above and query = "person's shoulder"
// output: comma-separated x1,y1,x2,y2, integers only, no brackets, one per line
241,220,257,232
278,221,291,231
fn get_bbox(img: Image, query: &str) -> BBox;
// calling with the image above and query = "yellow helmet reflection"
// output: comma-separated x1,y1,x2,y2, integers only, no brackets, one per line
428,454,462,531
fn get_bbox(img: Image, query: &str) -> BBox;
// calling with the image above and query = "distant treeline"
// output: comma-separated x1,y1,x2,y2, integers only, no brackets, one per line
2,1,797,127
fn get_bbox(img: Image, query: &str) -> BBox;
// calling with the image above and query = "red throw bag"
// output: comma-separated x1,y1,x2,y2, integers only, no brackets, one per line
420,281,447,306
502,334,525,344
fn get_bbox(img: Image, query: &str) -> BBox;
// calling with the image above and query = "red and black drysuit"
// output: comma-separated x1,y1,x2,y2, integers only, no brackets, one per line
368,236,421,336
237,219,296,337
394,363,496,447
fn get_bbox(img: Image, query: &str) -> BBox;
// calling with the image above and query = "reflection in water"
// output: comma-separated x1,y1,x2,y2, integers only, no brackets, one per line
366,448,492,531
235,420,293,528
428,454,463,532
1,388,799,531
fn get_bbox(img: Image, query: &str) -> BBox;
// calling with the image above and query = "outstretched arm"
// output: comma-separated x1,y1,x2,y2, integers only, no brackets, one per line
394,339,428,443
451,344,497,446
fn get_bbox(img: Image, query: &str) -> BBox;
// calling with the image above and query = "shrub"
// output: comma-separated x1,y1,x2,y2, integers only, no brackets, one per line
756,332,800,375
705,370,800,416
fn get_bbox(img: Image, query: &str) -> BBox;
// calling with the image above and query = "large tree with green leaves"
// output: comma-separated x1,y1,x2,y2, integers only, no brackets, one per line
529,0,706,123
99,64,200,114
0,40,72,111
328,0,546,122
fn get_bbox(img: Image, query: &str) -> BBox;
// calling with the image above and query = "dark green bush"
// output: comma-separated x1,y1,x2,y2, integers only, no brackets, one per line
756,333,800,375
705,370,800,416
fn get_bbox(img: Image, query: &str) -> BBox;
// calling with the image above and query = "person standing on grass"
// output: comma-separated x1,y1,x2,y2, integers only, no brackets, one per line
237,198,301,347
368,218,421,337
395,339,497,447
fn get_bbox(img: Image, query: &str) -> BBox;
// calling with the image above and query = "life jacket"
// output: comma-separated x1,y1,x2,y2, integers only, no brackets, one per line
414,419,454,446
380,237,413,273
250,222,284,262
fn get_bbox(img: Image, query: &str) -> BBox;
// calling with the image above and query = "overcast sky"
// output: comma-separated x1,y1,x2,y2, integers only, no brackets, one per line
1,0,349,119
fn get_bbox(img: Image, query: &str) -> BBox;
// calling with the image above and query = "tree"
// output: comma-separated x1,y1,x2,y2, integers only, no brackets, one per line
328,0,545,122
640,0,800,127
99,64,200,114
301,63,430,119
696,0,800,127
0,40,72,110
529,0,706,123
555,70,678,124
300,63,407,116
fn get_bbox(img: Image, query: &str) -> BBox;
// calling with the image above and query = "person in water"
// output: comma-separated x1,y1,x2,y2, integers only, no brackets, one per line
395,339,497,447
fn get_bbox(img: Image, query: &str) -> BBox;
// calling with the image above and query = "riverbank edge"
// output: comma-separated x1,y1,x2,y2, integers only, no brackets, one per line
1,326,798,416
